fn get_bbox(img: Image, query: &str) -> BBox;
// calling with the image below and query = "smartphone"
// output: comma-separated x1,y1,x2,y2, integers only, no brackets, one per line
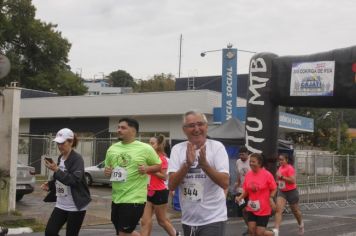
44,157,54,163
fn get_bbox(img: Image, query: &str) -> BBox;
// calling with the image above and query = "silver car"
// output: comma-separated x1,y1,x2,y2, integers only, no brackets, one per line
16,162,36,201
84,161,110,186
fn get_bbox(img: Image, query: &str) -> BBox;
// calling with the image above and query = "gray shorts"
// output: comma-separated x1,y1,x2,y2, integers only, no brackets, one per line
182,221,226,236
278,188,299,205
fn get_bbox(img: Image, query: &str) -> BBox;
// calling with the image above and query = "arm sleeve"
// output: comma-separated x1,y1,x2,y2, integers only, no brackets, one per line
167,144,182,173
213,143,230,174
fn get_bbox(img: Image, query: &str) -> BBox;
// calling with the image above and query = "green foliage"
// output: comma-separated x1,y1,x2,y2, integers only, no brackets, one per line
134,73,175,92
0,0,87,95
285,107,356,154
108,69,136,87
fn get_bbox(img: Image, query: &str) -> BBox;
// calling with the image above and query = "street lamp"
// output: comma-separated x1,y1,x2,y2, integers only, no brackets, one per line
200,44,256,123
200,47,256,57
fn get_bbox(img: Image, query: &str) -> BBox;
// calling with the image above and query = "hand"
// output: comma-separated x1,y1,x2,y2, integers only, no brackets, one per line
41,182,49,191
197,144,208,168
44,159,58,172
235,195,241,203
186,142,196,167
104,167,113,176
276,171,282,178
138,165,146,175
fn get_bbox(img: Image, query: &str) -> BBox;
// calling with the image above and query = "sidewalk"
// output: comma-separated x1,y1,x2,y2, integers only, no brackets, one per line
12,181,181,227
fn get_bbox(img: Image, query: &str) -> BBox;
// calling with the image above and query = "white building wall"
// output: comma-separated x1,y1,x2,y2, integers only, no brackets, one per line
20,90,226,141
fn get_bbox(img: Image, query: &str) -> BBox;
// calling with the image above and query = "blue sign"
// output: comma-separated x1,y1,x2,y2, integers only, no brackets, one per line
279,112,314,132
221,48,238,123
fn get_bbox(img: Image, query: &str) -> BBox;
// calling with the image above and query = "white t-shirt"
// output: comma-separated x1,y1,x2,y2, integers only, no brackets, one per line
168,139,229,226
235,158,250,193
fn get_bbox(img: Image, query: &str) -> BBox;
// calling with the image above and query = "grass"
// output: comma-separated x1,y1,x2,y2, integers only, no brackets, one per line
0,211,45,232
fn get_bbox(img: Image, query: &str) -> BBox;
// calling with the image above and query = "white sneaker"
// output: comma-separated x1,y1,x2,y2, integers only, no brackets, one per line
272,228,279,236
298,224,304,235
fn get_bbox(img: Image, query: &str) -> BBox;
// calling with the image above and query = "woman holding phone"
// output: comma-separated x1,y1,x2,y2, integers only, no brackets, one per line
41,128,91,236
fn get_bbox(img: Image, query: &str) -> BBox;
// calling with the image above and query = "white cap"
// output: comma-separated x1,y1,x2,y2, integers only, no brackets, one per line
53,128,74,143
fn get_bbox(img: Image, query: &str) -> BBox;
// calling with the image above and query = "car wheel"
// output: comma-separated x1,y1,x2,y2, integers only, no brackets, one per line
85,173,93,186
16,194,24,201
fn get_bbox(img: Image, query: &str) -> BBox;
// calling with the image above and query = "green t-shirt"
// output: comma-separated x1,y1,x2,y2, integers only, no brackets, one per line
105,140,161,203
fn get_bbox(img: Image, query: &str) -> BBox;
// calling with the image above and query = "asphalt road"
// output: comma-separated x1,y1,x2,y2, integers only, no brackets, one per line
14,182,356,235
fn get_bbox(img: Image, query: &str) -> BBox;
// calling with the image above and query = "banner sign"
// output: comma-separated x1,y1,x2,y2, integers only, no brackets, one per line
290,61,335,96
221,48,238,123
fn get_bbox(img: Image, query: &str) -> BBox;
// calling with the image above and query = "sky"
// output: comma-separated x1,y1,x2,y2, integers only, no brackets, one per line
32,0,355,80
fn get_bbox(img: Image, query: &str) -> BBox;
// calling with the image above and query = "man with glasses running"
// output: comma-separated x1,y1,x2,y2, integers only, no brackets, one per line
168,110,230,236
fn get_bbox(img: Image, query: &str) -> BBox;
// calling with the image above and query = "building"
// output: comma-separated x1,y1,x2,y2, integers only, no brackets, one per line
83,80,132,95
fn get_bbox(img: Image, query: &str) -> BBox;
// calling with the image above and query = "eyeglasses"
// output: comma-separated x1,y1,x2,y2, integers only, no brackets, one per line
183,122,206,129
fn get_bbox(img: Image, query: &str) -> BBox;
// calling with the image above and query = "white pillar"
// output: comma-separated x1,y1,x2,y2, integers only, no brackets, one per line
0,86,21,212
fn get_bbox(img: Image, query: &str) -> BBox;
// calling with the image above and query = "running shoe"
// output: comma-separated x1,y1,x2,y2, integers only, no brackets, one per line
272,228,279,236
176,231,182,236
298,224,304,235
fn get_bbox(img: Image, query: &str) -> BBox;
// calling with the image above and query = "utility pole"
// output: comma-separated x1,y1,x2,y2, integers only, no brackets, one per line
178,34,182,78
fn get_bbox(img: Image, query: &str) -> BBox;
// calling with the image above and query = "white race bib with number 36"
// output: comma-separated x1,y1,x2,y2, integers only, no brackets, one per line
110,167,128,182
182,181,203,202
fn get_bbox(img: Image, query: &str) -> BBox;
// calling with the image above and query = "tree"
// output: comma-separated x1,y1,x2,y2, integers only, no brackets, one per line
0,0,87,95
107,70,136,87
134,73,175,92
285,107,354,153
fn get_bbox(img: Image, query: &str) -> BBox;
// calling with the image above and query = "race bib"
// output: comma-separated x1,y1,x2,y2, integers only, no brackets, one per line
248,200,261,211
182,181,203,202
55,181,68,197
110,167,128,182
278,180,286,189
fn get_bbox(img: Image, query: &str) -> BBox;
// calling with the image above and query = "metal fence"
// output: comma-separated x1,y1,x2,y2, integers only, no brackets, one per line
294,152,356,206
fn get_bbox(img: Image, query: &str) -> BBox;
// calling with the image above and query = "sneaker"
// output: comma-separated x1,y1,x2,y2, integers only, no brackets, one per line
242,230,249,236
176,231,182,236
272,228,279,236
298,224,304,235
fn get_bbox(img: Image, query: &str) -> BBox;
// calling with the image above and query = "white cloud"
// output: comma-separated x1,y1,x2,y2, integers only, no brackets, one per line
32,0,356,79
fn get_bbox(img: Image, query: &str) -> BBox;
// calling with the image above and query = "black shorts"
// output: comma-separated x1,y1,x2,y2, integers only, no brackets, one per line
111,202,145,234
278,188,299,205
147,189,169,205
247,211,270,227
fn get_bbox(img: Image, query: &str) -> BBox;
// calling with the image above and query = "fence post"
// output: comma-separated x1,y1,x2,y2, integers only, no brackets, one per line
314,153,317,187
347,154,350,179
327,176,331,201
305,152,308,176
332,154,335,184
307,176,310,204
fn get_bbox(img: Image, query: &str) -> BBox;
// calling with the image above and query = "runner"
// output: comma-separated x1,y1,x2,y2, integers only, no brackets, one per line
104,117,161,236
233,146,250,235
272,153,304,236
236,153,277,236
41,128,91,236
140,134,181,236
168,110,230,236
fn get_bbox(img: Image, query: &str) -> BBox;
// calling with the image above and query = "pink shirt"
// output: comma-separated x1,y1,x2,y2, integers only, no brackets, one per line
148,153,168,191
277,164,297,192
243,168,277,216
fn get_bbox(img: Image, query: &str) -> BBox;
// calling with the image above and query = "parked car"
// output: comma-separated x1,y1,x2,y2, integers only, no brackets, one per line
16,162,36,201
84,161,110,186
